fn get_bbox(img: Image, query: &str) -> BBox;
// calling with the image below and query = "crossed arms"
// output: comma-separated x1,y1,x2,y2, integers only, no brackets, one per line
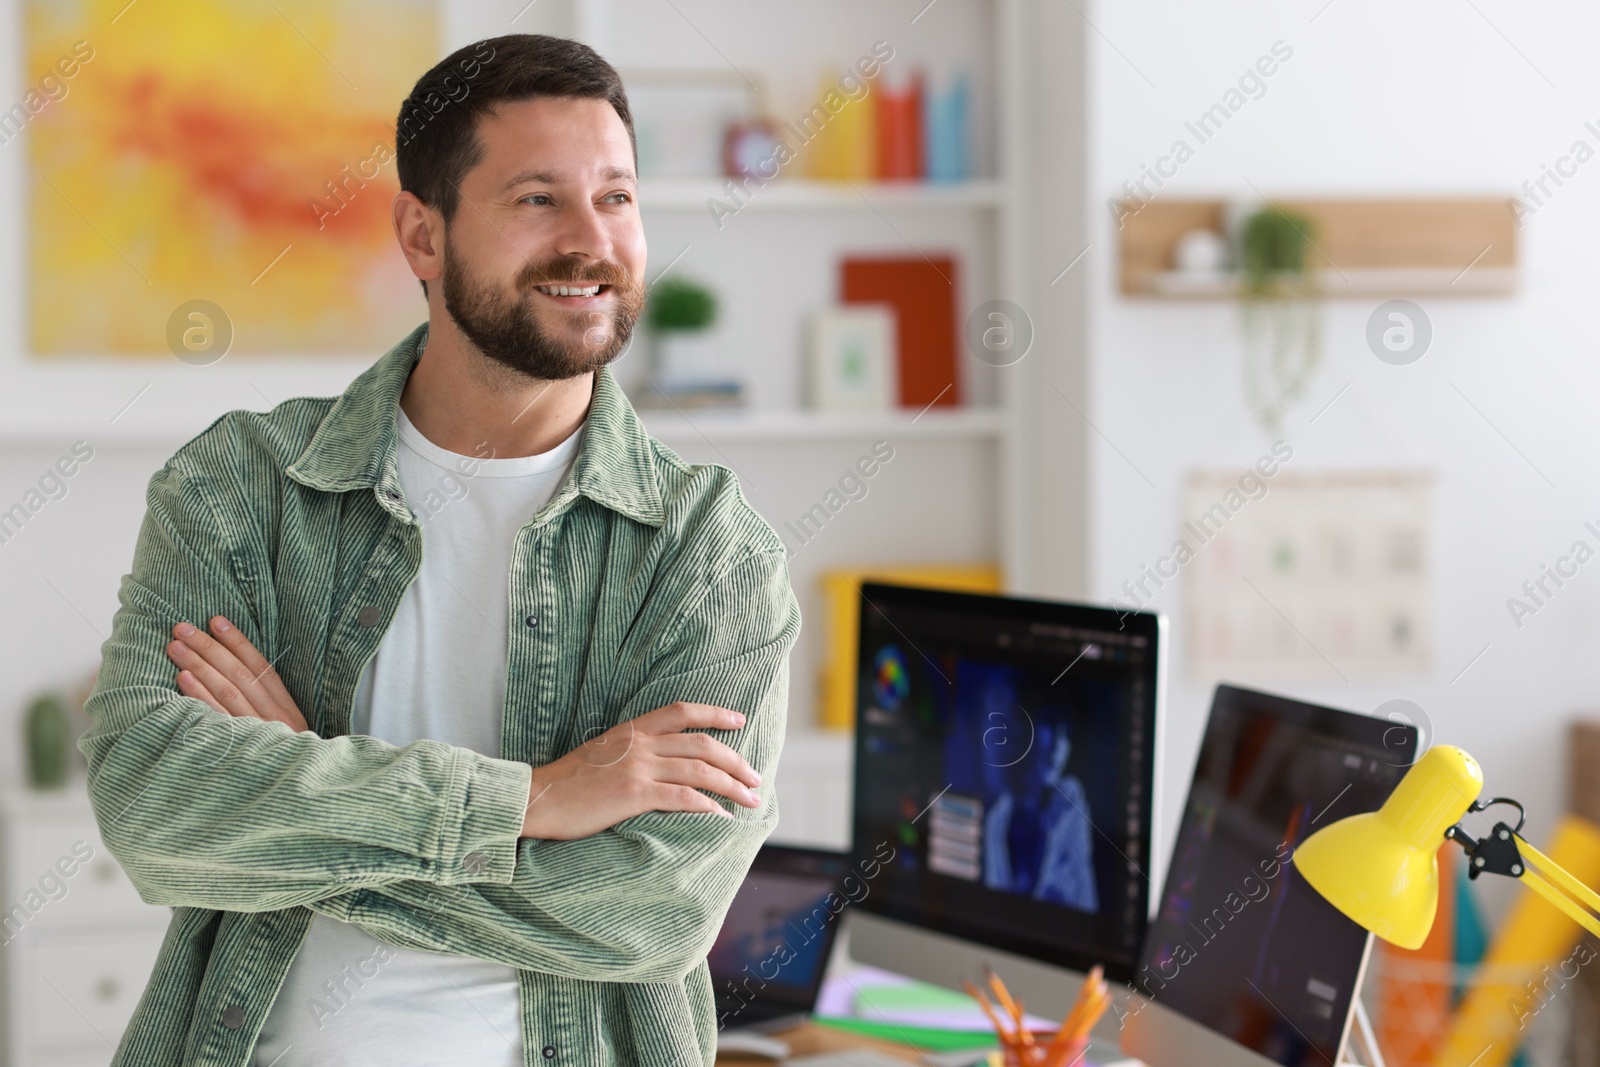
82,458,799,983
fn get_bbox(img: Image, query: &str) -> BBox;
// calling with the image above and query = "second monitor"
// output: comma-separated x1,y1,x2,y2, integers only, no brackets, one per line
847,582,1163,1004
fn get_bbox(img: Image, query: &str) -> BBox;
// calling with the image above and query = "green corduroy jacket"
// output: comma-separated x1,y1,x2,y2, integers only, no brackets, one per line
79,320,800,1066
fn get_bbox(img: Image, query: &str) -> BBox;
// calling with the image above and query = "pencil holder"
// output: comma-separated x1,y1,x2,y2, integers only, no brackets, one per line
989,1036,1087,1067
967,963,1107,1067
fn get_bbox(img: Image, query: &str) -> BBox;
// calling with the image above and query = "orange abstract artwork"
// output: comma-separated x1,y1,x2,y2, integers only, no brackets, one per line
24,0,437,355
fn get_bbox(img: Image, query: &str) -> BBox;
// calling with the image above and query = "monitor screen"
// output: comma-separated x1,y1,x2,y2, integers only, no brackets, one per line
849,583,1161,982
709,845,848,1028
1136,684,1417,1067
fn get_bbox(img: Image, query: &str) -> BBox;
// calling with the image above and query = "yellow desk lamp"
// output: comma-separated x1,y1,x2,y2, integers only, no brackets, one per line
1293,744,1600,948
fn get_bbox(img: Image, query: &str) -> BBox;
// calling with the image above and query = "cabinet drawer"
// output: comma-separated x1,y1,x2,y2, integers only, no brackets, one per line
29,1043,119,1067
21,929,166,1051
9,816,155,926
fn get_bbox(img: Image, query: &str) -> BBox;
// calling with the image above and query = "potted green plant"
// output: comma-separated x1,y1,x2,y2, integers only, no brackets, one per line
1233,205,1322,434
25,690,73,790
646,276,740,405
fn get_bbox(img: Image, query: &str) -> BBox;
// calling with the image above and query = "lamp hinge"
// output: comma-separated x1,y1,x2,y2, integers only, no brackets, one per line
1448,820,1526,880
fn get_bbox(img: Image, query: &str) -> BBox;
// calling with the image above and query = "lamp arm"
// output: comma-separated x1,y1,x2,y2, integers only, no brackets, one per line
1519,836,1600,921
1517,868,1600,941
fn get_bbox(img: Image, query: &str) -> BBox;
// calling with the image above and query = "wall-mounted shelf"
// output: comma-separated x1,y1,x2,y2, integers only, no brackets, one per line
1118,198,1517,298
639,177,1005,211
1141,265,1517,298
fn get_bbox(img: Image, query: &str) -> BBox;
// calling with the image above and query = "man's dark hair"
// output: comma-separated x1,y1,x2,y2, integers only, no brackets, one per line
394,34,636,297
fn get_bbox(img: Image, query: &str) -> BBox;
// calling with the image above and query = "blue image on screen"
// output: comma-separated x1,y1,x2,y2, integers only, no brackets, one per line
936,659,1119,915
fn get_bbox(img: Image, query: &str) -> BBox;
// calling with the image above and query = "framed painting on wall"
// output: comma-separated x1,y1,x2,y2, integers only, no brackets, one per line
1183,469,1434,683
24,0,440,357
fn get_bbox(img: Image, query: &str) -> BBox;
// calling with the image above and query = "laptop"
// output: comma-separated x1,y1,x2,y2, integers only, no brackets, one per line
1122,683,1418,1067
709,843,849,1033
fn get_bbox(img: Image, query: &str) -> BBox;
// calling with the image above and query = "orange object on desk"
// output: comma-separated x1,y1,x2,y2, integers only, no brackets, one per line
963,964,1108,1067
1375,846,1456,1067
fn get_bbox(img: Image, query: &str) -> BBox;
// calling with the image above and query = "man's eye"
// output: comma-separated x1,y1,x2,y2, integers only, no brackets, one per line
521,194,552,206
604,192,632,204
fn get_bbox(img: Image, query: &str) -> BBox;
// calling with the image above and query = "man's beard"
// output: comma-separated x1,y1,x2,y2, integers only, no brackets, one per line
440,228,645,382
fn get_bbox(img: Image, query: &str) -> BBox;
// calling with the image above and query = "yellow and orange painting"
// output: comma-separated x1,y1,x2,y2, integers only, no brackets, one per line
25,0,437,356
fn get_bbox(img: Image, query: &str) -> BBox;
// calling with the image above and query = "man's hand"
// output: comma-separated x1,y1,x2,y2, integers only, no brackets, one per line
166,616,310,733
522,701,763,841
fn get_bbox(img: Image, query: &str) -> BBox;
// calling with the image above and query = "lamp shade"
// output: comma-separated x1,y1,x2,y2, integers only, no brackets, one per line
1293,745,1483,949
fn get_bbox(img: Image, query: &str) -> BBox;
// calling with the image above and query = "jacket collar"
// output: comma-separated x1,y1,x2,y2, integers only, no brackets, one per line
285,321,665,528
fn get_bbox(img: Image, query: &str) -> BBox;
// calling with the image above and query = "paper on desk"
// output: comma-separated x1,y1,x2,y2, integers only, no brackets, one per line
816,965,1057,1033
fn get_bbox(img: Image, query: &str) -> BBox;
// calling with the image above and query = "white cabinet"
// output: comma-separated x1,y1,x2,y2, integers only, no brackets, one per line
769,731,854,851
0,785,172,1067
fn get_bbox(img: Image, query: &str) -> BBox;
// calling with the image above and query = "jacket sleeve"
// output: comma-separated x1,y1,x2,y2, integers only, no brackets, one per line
79,457,534,914
306,547,800,983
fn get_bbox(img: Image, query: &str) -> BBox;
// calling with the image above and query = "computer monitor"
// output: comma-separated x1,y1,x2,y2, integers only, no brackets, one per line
1122,684,1418,1067
846,582,1165,1014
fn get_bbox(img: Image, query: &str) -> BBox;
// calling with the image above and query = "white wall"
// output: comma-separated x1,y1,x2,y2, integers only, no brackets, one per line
1085,0,1600,894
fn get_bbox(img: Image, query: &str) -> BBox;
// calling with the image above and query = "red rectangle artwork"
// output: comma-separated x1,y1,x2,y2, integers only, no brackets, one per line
840,255,961,408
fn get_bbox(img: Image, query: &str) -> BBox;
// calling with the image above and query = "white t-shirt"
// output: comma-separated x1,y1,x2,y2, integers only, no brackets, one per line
254,404,585,1067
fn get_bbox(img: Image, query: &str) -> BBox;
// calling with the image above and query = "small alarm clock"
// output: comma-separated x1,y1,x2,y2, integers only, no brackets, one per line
723,118,785,182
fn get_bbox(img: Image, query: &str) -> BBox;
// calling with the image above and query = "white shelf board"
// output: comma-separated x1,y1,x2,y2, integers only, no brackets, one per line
639,177,1006,211
0,406,1006,448
636,406,1005,442
1137,266,1517,298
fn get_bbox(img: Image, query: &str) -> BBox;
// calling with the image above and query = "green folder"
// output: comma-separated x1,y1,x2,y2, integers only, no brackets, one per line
813,1015,1000,1052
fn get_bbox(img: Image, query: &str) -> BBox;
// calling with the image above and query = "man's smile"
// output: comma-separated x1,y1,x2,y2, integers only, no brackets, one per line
531,281,613,307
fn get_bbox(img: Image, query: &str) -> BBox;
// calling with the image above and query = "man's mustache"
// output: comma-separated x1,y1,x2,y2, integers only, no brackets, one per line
519,259,631,288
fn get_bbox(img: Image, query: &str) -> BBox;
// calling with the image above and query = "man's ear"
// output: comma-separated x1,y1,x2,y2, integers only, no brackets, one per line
393,191,444,294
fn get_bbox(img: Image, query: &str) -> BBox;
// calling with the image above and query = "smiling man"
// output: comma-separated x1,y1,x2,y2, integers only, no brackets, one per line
79,34,798,1067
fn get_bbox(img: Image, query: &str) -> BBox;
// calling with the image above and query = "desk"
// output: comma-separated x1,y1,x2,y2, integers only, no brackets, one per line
714,1020,933,1064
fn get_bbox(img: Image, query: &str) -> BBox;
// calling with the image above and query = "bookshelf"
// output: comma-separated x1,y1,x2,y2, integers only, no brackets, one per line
544,0,1029,849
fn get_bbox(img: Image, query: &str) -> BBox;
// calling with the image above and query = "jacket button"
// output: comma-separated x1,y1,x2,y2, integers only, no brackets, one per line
542,1046,557,1059
221,1004,245,1029
525,614,538,628
358,606,381,628
462,851,487,874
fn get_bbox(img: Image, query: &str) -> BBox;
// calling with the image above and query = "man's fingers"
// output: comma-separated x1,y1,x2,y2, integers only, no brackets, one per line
206,616,298,714
176,670,229,716
653,731,761,788
167,620,282,722
168,637,259,719
642,701,747,735
654,756,762,808
651,782,736,819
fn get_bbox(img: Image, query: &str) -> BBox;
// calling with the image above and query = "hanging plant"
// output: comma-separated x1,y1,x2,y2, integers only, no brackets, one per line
1235,206,1322,434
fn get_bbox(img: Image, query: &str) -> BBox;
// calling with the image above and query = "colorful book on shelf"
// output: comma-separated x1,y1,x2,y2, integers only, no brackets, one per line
923,70,970,182
874,70,924,179
805,69,875,179
840,255,962,409
817,564,999,730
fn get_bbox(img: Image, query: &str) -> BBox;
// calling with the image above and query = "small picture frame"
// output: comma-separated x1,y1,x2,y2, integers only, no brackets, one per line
807,305,897,411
